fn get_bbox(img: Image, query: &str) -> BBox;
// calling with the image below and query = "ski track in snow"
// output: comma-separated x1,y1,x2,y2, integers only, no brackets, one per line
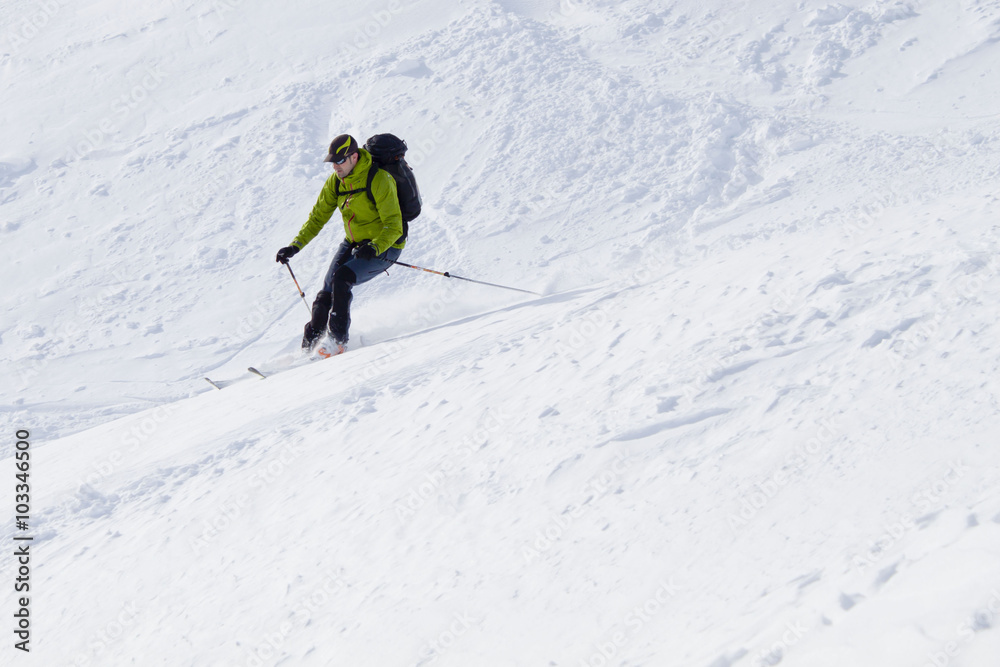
2,0,1000,665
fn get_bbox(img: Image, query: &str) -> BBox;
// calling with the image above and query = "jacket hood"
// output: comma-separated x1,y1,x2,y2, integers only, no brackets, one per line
339,149,372,187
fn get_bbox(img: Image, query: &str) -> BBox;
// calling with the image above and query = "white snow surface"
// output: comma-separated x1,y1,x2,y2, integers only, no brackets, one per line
2,0,1000,665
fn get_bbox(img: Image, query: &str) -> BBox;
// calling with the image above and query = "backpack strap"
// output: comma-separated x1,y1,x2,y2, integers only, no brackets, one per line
334,167,379,207
334,165,404,242
363,165,407,241
365,165,379,208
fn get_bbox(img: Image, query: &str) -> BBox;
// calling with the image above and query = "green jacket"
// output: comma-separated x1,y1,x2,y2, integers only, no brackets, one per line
291,149,405,254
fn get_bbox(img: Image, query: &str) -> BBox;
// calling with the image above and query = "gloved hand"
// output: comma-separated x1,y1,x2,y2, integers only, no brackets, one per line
276,245,300,264
352,241,378,261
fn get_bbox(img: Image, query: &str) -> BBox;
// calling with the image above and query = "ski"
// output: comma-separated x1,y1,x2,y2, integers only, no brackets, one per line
202,335,365,389
203,369,264,390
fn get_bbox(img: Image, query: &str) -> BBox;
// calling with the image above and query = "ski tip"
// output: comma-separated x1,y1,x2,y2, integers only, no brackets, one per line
204,377,222,390
248,367,267,379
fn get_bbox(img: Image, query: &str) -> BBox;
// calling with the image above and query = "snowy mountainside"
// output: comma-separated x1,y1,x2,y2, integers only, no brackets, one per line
21,202,1000,666
1,0,1000,665
3,0,998,439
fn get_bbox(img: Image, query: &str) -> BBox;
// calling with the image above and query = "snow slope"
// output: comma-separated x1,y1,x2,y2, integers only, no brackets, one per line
2,0,1000,665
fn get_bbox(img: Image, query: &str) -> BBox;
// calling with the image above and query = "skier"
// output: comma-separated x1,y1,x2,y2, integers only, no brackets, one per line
275,134,405,356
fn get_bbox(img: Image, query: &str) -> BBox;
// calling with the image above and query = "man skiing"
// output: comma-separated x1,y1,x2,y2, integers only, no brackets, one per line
275,134,404,356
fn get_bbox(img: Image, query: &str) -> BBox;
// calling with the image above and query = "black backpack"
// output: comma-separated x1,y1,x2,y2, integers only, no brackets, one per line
334,133,422,241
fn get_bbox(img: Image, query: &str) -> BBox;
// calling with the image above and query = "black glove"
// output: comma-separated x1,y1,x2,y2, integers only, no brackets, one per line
352,241,378,261
276,245,300,264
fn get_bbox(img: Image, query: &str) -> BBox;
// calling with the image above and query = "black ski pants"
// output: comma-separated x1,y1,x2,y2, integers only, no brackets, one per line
306,240,400,344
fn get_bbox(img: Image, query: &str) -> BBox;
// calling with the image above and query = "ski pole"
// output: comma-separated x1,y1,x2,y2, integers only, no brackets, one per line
391,260,540,296
284,263,312,315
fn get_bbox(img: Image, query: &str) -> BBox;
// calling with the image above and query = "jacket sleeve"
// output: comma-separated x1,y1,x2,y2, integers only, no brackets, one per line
369,170,404,254
292,175,340,249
